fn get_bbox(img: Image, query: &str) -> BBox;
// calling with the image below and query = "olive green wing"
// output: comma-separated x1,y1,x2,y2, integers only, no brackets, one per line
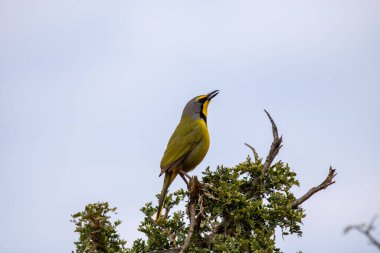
160,120,202,176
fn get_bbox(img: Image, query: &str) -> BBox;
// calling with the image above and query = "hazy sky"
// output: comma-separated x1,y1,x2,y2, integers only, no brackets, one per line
1,1,380,252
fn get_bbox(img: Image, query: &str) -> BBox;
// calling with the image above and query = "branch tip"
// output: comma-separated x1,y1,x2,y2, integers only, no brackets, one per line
292,167,337,208
264,109,278,140
262,110,282,174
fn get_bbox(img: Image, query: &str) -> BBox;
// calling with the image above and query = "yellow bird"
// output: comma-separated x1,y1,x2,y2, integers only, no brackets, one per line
156,90,219,220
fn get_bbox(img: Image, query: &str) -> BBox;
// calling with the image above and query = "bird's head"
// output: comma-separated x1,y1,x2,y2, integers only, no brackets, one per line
182,90,219,123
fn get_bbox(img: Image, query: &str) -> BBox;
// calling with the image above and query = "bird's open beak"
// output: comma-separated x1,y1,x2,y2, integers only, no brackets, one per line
206,90,219,100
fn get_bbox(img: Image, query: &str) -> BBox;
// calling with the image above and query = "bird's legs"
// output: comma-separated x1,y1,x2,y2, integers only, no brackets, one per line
179,169,191,179
180,174,189,185
178,169,191,185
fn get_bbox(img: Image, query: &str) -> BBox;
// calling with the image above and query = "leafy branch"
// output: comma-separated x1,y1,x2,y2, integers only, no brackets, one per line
71,202,127,253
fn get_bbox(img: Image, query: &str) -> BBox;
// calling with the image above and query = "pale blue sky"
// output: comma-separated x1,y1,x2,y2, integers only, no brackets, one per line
1,0,380,252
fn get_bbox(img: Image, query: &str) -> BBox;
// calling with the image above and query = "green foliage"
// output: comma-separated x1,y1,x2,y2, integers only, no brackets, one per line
71,202,127,253
128,156,305,252
129,190,188,252
71,156,307,252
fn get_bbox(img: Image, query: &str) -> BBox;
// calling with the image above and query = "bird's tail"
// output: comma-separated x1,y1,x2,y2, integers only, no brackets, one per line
156,171,177,221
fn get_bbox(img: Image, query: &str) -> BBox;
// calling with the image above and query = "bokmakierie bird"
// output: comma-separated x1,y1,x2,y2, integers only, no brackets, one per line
156,90,219,220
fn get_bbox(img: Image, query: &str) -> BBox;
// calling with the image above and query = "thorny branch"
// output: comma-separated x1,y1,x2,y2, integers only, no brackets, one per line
344,215,380,250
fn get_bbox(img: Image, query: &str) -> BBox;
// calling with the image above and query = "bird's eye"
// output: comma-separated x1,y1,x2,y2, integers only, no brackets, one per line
198,98,206,103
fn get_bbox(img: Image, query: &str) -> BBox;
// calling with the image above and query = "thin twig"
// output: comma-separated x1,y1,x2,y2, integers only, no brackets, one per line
367,215,378,233
344,215,380,250
292,167,337,208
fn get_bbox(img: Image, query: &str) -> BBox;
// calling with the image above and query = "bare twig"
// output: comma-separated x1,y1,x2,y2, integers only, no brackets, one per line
344,215,380,250
262,110,283,174
368,215,379,232
292,167,337,208
180,201,195,253
247,110,283,193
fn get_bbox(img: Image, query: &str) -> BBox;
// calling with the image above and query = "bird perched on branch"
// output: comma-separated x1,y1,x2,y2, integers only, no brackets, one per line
156,90,219,220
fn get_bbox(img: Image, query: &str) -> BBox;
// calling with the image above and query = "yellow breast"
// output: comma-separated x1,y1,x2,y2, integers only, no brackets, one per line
181,119,210,172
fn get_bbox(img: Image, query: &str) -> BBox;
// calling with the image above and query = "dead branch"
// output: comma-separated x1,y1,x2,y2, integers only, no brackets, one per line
246,110,283,193
292,167,337,208
344,215,380,250
245,110,282,170
245,111,336,209
262,110,283,173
